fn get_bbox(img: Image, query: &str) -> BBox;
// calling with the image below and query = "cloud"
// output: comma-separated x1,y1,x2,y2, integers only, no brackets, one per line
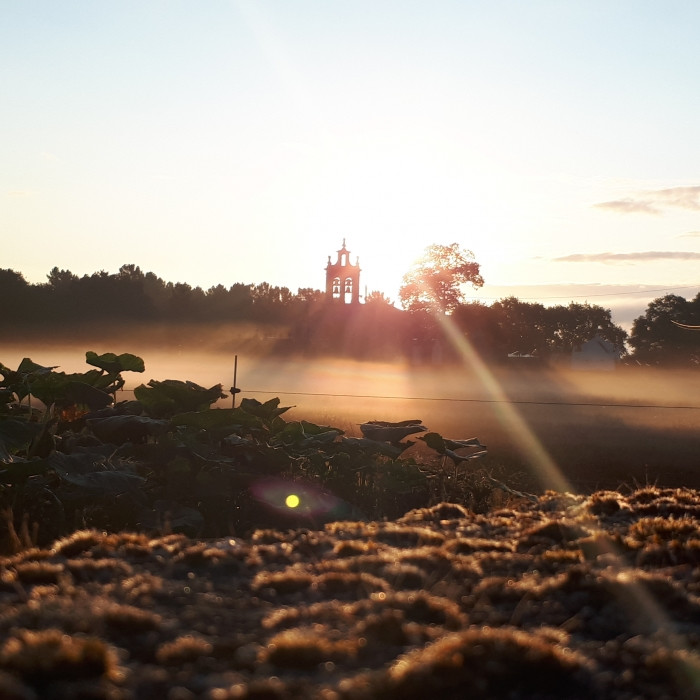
6,190,32,198
554,251,700,264
595,185,700,215
656,185,700,210
678,231,700,239
595,198,660,215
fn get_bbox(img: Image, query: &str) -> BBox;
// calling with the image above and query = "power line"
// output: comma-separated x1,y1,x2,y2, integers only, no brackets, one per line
241,389,700,411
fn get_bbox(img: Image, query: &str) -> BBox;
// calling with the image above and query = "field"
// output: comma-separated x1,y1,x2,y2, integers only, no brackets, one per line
1,343,698,494
1,485,700,698
1,343,699,697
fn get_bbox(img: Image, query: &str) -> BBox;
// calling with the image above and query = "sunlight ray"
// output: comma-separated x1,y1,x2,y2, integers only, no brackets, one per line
435,312,700,691
434,313,571,493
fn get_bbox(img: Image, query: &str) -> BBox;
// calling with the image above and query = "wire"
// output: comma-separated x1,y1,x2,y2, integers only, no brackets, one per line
241,389,700,411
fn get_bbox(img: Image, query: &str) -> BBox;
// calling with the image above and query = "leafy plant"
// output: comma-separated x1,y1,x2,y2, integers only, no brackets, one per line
0,351,488,552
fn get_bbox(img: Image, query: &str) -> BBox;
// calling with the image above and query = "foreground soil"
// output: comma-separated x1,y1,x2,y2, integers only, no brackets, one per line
1,486,700,699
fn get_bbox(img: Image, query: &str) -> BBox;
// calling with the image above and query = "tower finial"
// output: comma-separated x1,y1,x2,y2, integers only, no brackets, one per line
342,237,346,248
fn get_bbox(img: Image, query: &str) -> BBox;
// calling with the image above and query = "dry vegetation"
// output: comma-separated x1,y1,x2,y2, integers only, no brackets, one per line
1,346,699,697
1,485,700,698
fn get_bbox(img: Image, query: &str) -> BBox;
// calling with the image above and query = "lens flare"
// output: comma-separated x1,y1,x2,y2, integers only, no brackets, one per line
249,477,361,523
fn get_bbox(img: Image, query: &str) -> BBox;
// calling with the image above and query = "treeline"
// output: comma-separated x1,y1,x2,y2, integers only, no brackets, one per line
3,265,698,366
1,264,324,324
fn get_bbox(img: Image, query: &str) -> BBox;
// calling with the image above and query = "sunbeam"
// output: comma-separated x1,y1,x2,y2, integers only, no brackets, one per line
434,310,700,692
434,312,571,493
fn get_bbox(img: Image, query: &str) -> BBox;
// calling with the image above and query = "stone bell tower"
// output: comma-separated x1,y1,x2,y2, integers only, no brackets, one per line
325,239,361,304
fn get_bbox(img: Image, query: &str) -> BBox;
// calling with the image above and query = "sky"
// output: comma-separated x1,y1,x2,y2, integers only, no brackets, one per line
2,1,700,329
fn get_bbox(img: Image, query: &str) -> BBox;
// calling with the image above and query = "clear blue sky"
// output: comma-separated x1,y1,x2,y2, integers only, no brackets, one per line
2,1,700,327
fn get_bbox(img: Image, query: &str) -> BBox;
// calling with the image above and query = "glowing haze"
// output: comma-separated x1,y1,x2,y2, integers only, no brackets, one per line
2,1,699,327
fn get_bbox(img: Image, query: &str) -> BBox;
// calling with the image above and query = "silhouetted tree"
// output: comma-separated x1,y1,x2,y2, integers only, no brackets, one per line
0,269,32,322
295,288,324,303
46,267,79,289
365,290,394,307
546,302,627,356
249,282,294,321
451,302,500,359
399,243,483,314
491,297,550,357
629,293,700,366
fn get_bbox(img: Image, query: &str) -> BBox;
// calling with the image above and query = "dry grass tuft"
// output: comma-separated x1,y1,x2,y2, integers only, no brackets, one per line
0,628,118,682
264,628,359,669
156,634,214,665
382,626,594,699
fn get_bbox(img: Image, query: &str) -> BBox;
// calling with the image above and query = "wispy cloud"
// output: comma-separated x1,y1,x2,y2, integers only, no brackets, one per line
678,231,700,239
595,185,700,215
595,198,660,214
555,251,700,264
6,190,32,198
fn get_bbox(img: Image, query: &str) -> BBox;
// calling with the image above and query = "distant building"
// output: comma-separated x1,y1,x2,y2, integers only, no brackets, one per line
326,239,361,304
571,334,619,371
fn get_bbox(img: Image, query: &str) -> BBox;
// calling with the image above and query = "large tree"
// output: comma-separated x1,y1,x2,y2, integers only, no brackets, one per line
629,293,700,366
399,243,484,314
546,302,628,356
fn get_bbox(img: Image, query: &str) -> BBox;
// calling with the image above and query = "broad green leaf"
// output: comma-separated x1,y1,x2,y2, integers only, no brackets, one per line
17,358,57,376
47,451,146,496
171,408,264,431
419,432,487,462
300,420,344,436
86,351,145,374
1,358,58,400
63,381,113,411
340,436,404,458
0,458,52,484
239,397,291,424
419,432,447,453
135,380,225,417
56,470,146,497
0,418,41,455
0,388,15,406
87,415,170,443
271,420,342,447
360,421,427,443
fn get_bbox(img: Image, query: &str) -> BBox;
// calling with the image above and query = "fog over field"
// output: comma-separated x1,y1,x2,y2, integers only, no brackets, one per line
2,337,698,495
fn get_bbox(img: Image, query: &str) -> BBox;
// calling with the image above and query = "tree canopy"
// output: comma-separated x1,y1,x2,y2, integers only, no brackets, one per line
399,243,484,314
628,293,700,366
4,263,699,366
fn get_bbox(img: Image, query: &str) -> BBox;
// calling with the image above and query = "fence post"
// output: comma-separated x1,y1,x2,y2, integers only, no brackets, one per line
231,355,240,408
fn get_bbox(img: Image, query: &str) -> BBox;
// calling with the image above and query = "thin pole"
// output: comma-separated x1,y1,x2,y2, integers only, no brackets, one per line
231,355,239,408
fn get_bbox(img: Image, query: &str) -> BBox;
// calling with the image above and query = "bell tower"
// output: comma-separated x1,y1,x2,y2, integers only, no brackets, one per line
325,239,361,304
